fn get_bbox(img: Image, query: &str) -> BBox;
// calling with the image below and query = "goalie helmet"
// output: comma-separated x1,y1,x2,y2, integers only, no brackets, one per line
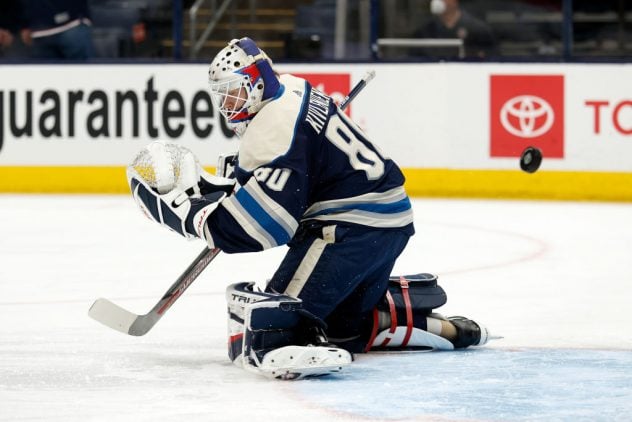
208,37,280,137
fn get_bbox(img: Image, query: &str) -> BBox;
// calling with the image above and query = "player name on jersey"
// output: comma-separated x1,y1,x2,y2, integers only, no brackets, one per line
305,88,330,134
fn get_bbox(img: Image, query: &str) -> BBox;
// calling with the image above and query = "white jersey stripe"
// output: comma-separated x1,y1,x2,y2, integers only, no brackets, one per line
243,178,299,237
284,226,336,298
223,195,275,249
304,209,414,228
304,186,409,216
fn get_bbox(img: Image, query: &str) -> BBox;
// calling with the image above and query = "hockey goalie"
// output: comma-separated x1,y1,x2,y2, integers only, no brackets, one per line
126,37,491,380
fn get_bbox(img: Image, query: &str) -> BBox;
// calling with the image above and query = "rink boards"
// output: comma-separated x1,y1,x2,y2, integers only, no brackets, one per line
0,62,630,200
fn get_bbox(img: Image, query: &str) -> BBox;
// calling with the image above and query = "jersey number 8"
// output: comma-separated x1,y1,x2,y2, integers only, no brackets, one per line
325,112,385,181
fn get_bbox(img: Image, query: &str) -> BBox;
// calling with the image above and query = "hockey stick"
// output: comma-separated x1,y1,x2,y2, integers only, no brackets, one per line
340,70,375,110
89,71,376,336
89,247,220,335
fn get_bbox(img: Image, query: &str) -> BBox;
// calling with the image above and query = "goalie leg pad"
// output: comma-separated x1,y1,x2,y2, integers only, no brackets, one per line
226,282,352,379
367,273,451,351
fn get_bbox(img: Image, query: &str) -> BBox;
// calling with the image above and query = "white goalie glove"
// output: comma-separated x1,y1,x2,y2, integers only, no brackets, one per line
127,141,235,240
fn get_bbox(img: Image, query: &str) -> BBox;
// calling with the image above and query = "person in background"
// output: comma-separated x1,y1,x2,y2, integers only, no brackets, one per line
0,0,26,58
0,28,14,52
19,0,94,60
415,0,497,59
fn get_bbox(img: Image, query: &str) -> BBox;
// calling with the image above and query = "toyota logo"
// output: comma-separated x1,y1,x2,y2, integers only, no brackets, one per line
500,95,555,138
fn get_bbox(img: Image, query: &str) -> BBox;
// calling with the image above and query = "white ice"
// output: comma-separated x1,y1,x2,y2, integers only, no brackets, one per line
1,195,631,421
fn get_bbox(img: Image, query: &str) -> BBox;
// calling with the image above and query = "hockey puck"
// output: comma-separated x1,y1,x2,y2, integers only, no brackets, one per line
520,147,542,173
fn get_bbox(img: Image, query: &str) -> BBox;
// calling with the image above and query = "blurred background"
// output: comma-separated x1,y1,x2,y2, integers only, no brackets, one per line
1,0,630,63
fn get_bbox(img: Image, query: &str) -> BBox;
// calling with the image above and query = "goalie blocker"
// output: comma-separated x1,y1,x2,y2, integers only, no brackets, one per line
225,274,489,379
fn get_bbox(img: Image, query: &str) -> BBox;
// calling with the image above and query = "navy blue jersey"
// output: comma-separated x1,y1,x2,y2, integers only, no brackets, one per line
206,74,414,253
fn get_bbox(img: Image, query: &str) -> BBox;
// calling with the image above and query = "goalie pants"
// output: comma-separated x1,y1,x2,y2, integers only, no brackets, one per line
265,222,411,353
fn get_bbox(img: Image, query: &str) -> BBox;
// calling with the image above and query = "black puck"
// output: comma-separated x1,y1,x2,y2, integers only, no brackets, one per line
520,147,543,173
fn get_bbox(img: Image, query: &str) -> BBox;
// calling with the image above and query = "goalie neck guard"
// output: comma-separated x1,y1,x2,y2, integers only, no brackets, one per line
208,37,281,137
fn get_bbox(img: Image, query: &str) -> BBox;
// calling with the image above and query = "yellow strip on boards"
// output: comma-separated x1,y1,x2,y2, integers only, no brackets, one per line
1,166,631,202
0,166,130,193
403,168,632,202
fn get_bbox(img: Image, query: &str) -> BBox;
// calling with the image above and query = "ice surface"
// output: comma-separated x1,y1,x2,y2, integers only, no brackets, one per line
1,196,631,421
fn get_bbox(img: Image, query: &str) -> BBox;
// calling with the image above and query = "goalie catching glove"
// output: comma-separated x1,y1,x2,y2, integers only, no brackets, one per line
127,141,235,240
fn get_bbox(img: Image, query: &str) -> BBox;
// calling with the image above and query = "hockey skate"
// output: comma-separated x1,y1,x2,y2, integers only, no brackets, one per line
258,345,352,380
446,316,491,348
257,325,353,380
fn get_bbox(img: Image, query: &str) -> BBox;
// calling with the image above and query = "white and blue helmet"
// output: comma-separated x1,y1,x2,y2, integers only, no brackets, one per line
208,37,280,137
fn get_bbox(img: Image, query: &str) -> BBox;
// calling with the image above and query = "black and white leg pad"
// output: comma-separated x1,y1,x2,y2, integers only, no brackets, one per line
367,273,455,351
226,282,352,380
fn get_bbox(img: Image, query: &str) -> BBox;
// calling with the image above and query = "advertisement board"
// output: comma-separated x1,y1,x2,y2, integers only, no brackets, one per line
0,63,630,198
